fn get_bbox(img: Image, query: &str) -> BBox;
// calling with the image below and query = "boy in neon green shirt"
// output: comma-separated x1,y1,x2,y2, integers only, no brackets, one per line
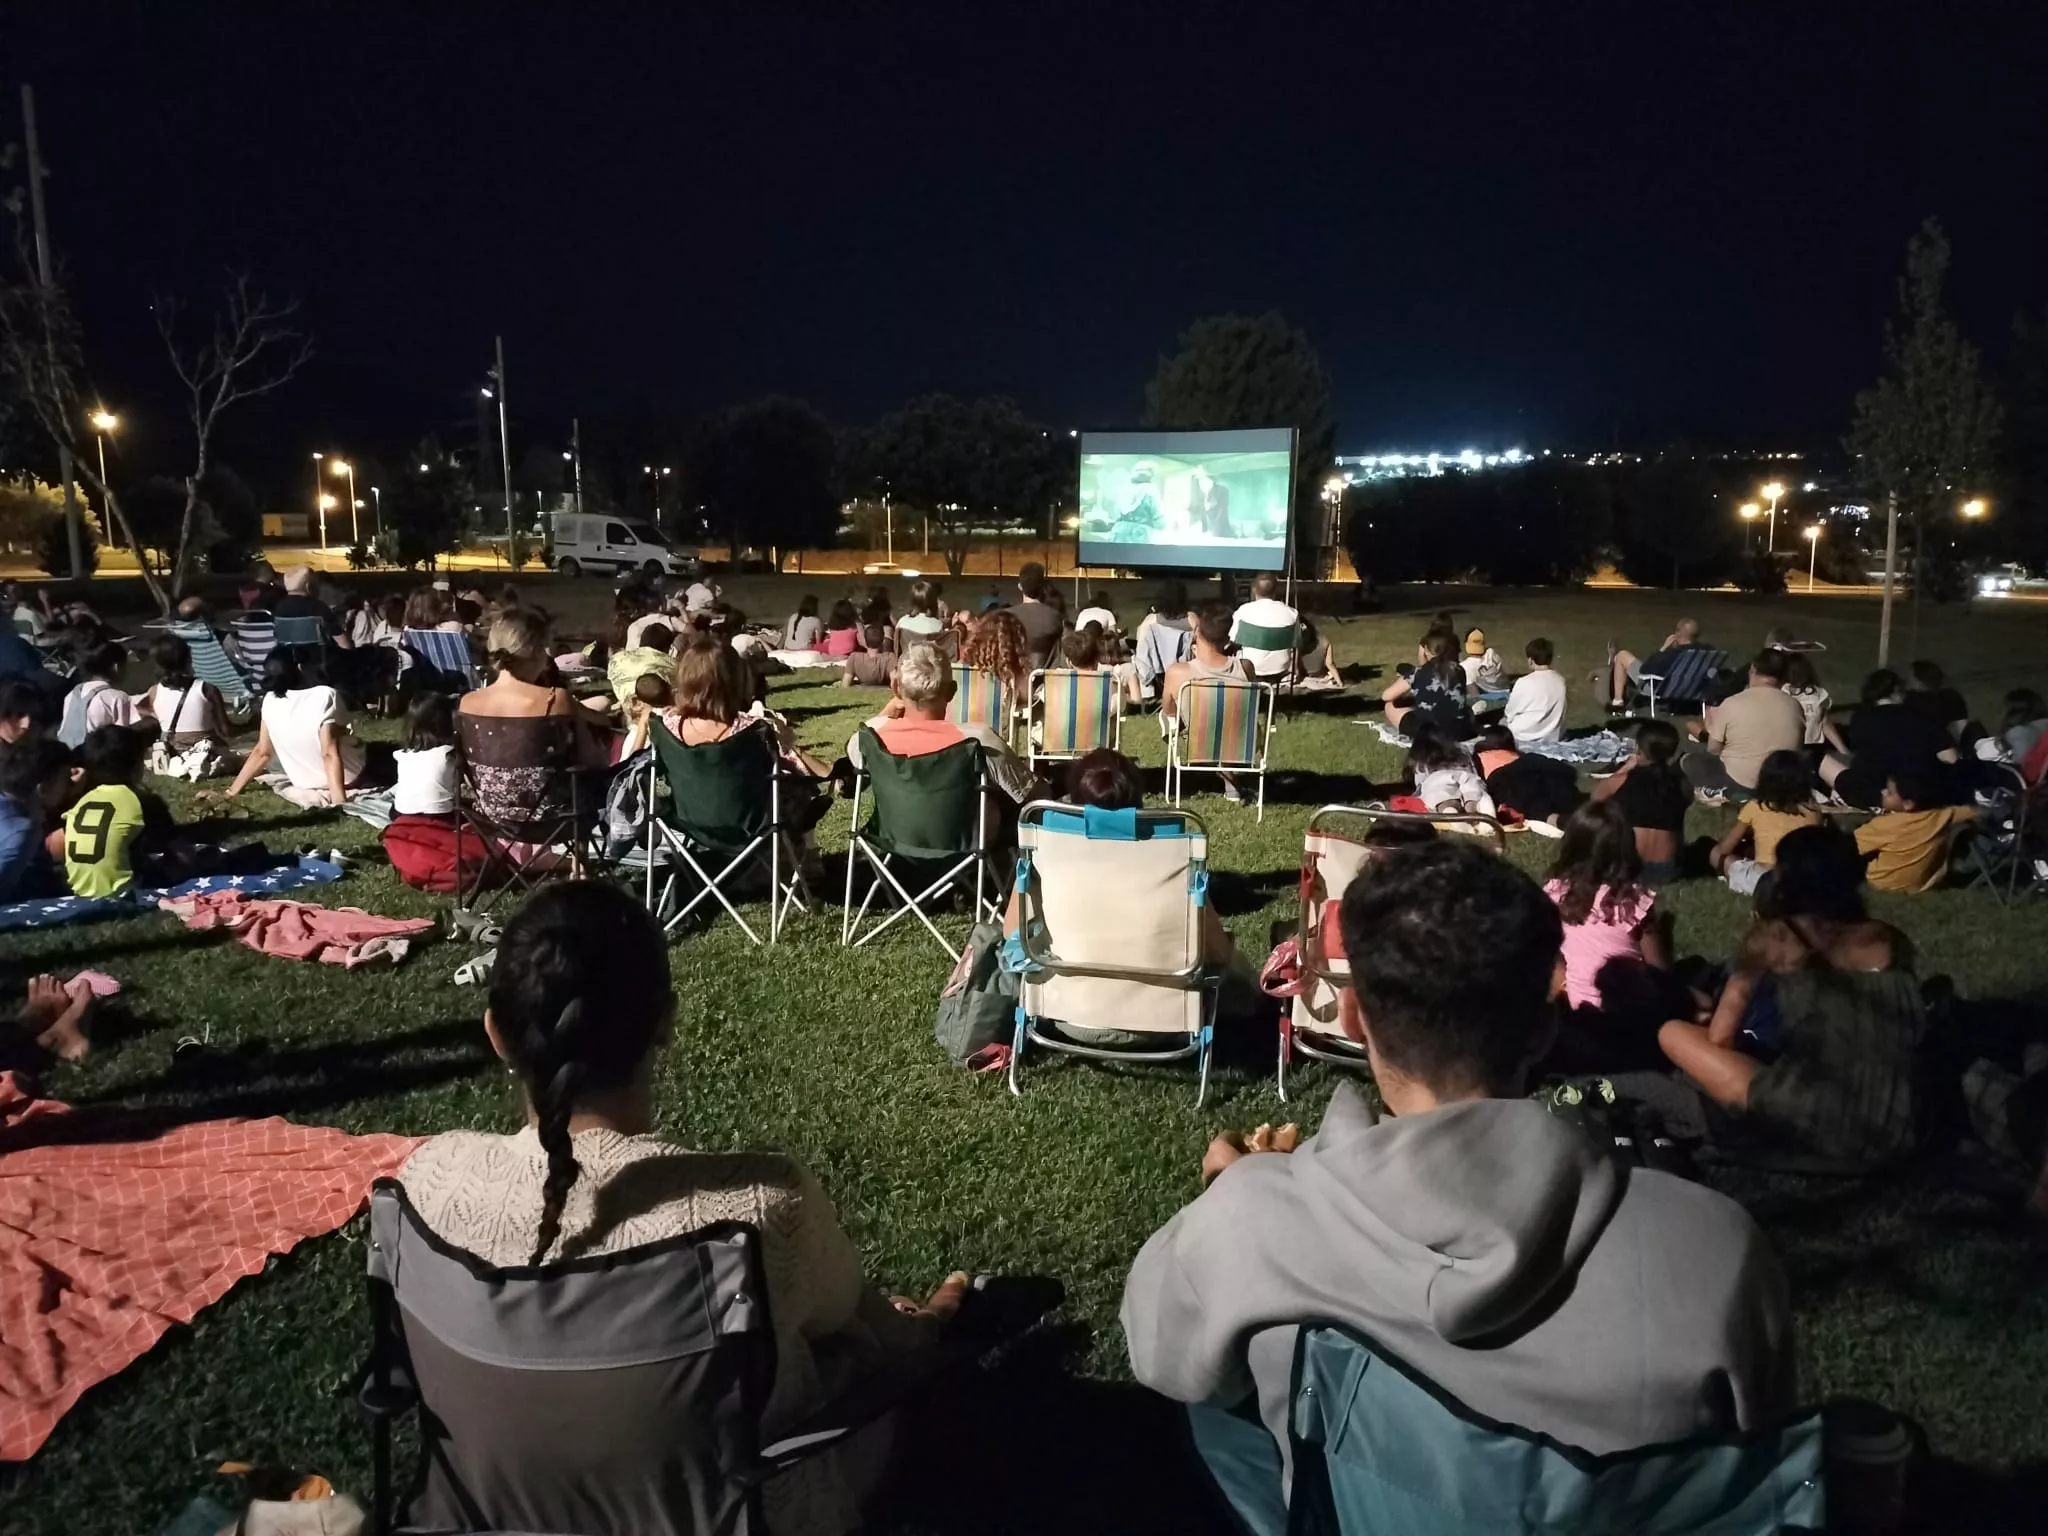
63,727,166,898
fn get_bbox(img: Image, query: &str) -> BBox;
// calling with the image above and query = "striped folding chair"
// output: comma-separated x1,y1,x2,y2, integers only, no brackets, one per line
403,628,484,692
948,663,1013,744
231,612,276,673
1027,667,1122,769
172,621,259,722
1635,647,1729,717
1006,801,1219,1104
1169,676,1275,819
1280,805,1505,1100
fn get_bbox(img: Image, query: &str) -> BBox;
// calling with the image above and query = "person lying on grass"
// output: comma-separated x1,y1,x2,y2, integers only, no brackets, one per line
1123,838,1792,1517
397,880,966,1536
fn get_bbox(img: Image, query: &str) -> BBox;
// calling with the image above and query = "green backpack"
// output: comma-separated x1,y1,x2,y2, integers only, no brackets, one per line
934,921,1020,1065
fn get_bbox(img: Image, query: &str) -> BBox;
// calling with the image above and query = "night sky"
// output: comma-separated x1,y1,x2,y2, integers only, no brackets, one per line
11,3,2048,492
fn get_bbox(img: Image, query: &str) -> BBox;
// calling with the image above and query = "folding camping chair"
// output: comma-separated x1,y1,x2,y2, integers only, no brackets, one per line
1633,647,1729,718
172,621,259,722
454,711,597,912
1169,675,1275,819
270,613,328,662
404,627,484,692
642,719,809,944
1956,763,2044,907
841,728,998,961
230,611,276,672
356,1180,957,1536
949,662,1015,746
1281,804,1506,1100
1006,801,1220,1104
1026,666,1123,769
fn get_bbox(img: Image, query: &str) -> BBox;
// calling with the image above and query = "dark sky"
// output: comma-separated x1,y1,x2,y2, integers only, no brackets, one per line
11,2,2048,492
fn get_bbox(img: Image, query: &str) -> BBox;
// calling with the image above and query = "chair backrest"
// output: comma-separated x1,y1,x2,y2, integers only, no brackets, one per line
1033,668,1121,759
1016,802,1208,1035
405,628,483,691
231,612,276,671
898,622,959,661
949,663,1010,735
1177,677,1271,768
457,710,580,834
173,622,255,705
366,1181,771,1536
650,718,777,850
1234,619,1299,655
1288,1326,1825,1536
1658,646,1729,704
855,727,986,859
272,614,328,649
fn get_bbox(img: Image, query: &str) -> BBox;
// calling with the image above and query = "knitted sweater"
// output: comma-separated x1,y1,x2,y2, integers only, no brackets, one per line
399,1126,925,1534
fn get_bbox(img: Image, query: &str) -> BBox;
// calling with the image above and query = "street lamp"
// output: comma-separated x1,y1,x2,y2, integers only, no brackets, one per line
1961,498,1987,519
329,458,358,543
1739,501,1760,554
88,410,118,542
1760,481,1785,554
1803,524,1822,590
311,452,327,550
370,485,382,537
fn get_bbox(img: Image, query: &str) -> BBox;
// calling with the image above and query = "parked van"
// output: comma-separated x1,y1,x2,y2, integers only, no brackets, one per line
548,513,694,578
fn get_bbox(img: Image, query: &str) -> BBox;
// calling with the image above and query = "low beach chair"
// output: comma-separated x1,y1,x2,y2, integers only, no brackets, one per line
172,621,259,722
949,662,1015,745
1026,667,1123,769
1169,676,1275,819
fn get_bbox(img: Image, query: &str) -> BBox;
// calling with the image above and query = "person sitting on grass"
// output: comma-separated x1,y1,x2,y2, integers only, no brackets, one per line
395,881,965,1536
0,678,52,745
1999,687,2048,765
62,725,177,899
1407,720,1494,818
0,735,76,903
392,692,461,822
1903,659,1971,744
138,634,233,753
1072,590,1120,642
1122,838,1792,1522
1605,616,1709,711
896,578,948,641
1589,717,1692,883
227,652,392,808
57,640,140,748
1707,749,1823,896
1381,630,1474,738
1291,619,1343,690
1472,721,1581,828
1780,650,1831,754
1500,636,1567,743
1543,799,1677,1033
1459,628,1507,693
1678,648,1805,803
1819,667,1959,810
1854,769,1977,894
781,593,824,651
820,598,865,659
850,642,1040,805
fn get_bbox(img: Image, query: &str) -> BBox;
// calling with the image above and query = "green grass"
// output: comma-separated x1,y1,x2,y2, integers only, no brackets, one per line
4,579,2048,1534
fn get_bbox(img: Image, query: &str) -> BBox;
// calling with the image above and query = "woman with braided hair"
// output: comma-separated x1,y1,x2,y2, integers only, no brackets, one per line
397,881,966,1532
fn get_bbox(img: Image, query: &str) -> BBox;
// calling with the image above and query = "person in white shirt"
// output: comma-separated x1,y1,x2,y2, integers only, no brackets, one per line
683,577,718,614
57,642,140,747
1073,591,1120,640
1459,629,1508,692
226,654,383,807
1228,572,1299,681
393,691,462,818
1501,637,1569,744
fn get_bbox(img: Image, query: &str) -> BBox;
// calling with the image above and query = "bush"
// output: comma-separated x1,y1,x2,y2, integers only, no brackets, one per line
206,538,253,574
346,541,375,571
37,515,97,578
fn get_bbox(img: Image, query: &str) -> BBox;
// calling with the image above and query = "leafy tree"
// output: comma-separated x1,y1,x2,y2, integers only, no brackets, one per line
685,396,839,569
849,394,1063,576
1846,219,2003,601
0,475,66,554
36,505,95,577
121,477,196,573
1145,311,1336,551
197,464,260,571
385,460,471,570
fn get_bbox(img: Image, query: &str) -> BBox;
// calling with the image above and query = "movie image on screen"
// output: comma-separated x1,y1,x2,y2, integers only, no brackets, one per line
1077,428,1294,572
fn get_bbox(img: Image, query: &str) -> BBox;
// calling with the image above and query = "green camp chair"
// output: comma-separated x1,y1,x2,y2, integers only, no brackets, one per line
1193,1326,1825,1536
644,719,809,945
840,727,996,960
1026,667,1123,769
1169,676,1275,819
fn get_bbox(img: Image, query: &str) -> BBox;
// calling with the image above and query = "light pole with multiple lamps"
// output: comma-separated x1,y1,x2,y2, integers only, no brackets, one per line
1760,481,1785,555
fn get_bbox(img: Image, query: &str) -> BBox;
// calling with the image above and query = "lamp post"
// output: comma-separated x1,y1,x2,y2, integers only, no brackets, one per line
329,458,358,544
370,485,382,536
1739,502,1760,554
311,452,327,550
1761,481,1785,555
89,410,117,544
568,418,585,516
1804,524,1821,590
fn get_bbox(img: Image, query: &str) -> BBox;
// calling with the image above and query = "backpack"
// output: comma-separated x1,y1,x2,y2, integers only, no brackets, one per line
934,920,1020,1065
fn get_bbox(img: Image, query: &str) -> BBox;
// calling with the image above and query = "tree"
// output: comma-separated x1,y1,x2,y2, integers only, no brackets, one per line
685,396,839,569
0,474,65,554
2003,305,2048,570
850,394,1063,576
121,475,192,574
1145,311,1337,553
197,464,260,570
385,460,471,570
1846,219,2003,602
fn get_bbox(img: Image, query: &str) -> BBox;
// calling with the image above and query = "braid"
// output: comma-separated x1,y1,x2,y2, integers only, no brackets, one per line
525,999,589,1266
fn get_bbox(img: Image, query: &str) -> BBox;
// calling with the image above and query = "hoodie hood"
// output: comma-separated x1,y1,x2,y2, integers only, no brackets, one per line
1292,1086,1623,1343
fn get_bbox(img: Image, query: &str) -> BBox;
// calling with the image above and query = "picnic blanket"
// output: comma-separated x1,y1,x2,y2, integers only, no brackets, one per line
0,1071,420,1460
1366,720,1634,768
0,858,345,935
158,891,436,968
767,648,852,670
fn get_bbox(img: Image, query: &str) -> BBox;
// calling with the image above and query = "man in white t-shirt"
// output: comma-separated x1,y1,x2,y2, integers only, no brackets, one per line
683,578,718,614
1500,637,1568,744
1228,573,1298,680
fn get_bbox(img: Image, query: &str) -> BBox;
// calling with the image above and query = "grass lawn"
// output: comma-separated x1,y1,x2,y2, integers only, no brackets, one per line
4,578,2047,1534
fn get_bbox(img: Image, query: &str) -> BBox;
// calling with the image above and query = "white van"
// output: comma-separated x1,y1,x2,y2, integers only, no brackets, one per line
548,513,694,578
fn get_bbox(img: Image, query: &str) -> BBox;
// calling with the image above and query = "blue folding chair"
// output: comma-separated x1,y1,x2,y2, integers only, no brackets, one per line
403,627,484,692
271,613,328,666
1634,647,1729,717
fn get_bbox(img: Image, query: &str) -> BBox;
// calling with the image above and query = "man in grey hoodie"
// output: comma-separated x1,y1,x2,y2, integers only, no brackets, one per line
1122,839,1793,1516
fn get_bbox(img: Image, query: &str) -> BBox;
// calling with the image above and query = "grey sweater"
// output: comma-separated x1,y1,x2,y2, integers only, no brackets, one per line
1122,1086,1794,1482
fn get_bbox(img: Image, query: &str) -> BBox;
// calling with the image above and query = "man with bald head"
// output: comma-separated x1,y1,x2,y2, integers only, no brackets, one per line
1608,617,1706,711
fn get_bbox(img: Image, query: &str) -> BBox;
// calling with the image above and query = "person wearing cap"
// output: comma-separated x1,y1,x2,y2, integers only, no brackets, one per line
1459,628,1507,693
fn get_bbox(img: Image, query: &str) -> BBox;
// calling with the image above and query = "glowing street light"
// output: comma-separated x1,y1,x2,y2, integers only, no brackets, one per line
1803,524,1822,590
1961,498,1987,519
1760,481,1786,554
311,452,328,550
328,457,359,543
1739,501,1760,553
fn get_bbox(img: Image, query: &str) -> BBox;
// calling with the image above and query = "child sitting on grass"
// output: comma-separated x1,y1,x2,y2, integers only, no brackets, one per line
393,692,461,820
1708,749,1823,895
62,725,176,898
1589,717,1692,883
1855,769,1977,893
1407,720,1494,817
1543,798,1684,1065
57,640,140,748
0,736,78,903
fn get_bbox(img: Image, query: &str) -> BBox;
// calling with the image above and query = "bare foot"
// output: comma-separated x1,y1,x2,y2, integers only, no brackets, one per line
17,975,91,1061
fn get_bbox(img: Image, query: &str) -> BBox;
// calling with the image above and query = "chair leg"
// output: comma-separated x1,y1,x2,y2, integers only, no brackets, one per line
1007,1009,1028,1098
1277,1022,1290,1103
1194,1022,1214,1109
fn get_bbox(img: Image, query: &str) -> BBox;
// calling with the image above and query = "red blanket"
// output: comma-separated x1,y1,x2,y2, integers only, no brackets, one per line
159,891,436,968
0,1072,420,1460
